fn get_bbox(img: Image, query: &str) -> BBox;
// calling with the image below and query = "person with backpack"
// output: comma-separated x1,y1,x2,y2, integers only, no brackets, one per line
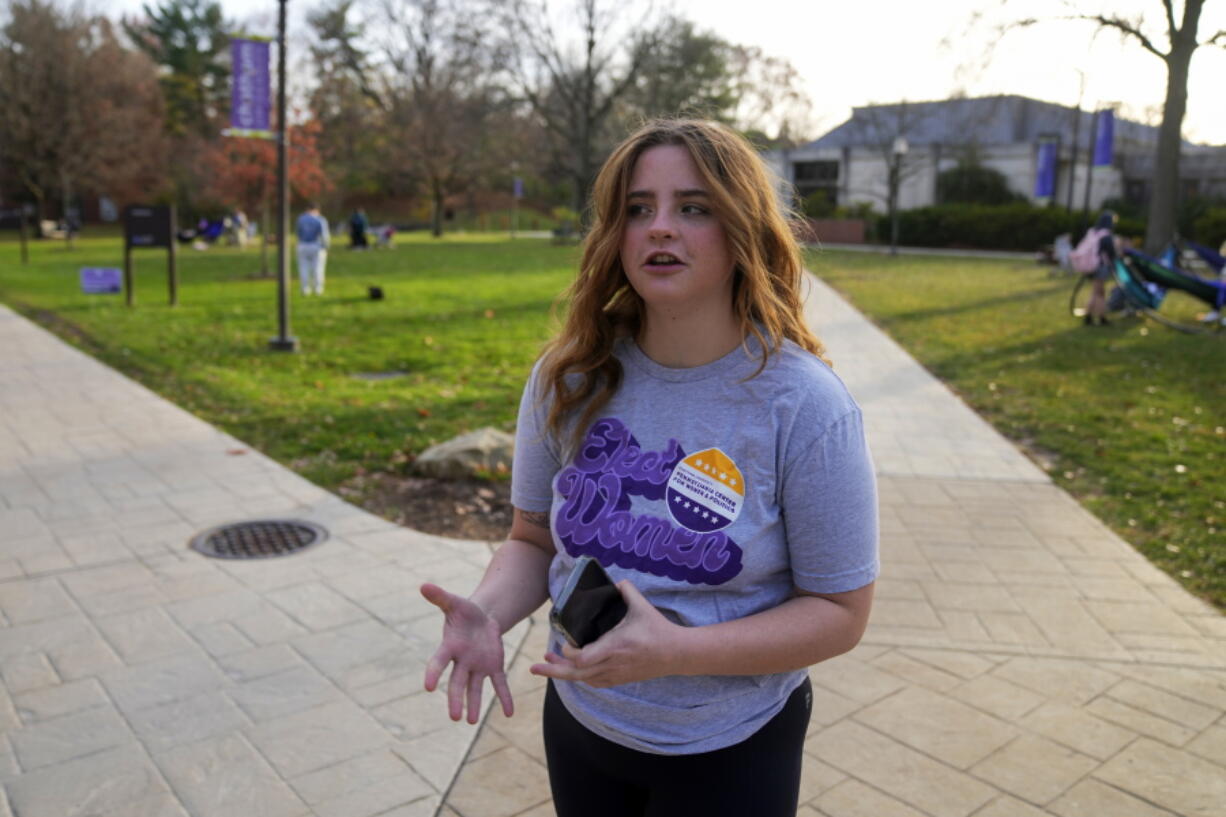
1070,211,1120,326
295,203,330,295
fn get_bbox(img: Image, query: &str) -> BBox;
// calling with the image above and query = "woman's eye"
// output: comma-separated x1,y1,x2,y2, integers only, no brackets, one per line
627,204,651,217
680,203,709,216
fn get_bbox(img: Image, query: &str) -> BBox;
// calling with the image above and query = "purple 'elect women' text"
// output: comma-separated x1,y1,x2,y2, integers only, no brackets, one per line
553,418,743,585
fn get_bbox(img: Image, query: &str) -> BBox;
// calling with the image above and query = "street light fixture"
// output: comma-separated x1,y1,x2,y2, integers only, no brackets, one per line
889,136,909,257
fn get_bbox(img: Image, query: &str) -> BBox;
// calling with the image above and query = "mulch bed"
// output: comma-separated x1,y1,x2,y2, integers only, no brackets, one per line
349,472,514,542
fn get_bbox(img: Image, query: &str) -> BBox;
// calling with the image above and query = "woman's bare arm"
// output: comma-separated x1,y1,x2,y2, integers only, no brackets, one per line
532,581,874,687
466,508,556,632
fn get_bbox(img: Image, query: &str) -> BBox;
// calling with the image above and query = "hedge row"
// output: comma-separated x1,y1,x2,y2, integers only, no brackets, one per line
1192,208,1226,248
874,204,1146,251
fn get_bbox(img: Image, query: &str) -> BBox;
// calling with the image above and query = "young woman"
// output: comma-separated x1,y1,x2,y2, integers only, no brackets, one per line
1081,210,1120,326
421,119,878,817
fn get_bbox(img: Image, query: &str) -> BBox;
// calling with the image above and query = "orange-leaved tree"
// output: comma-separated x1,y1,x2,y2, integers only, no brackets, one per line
201,117,332,274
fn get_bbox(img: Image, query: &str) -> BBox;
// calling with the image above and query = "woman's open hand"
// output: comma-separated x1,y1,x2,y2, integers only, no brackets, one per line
421,582,514,723
530,579,685,688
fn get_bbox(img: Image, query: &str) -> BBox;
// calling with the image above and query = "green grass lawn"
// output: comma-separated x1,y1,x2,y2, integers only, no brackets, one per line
0,232,577,489
1,234,1222,609
809,249,1224,610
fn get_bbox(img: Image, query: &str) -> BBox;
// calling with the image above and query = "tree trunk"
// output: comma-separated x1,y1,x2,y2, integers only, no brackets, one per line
1145,53,1191,252
1144,4,1200,254
261,195,271,277
61,175,74,251
431,180,444,238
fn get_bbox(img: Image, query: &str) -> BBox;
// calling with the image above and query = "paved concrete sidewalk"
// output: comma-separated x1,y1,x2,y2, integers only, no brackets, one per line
2,257,1224,817
441,274,1226,817
0,304,525,817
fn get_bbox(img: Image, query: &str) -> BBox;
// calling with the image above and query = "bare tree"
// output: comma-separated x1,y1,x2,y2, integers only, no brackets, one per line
845,101,935,253
0,1,167,240
989,0,1225,252
724,45,818,148
376,0,507,236
500,0,658,216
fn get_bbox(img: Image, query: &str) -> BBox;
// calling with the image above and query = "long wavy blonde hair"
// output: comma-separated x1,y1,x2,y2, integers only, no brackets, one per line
539,118,827,446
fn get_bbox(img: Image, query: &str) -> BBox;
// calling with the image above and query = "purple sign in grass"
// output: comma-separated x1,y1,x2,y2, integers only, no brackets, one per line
230,38,271,133
81,268,122,294
1033,139,1058,199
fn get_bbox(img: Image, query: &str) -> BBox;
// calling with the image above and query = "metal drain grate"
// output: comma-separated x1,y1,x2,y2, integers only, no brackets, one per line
189,519,328,560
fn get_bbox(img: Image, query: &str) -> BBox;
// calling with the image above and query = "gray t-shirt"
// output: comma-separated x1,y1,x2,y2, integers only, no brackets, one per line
512,336,879,755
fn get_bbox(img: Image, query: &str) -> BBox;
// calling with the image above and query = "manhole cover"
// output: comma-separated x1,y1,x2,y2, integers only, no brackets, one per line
189,519,328,560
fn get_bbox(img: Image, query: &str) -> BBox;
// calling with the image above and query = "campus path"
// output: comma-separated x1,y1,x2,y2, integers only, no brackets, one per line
440,273,1226,817
0,264,1223,817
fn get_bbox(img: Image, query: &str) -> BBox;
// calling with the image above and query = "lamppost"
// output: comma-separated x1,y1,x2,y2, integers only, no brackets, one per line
889,136,908,257
268,0,298,352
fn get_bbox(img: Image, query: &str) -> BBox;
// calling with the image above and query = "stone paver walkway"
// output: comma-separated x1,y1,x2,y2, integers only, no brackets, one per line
0,304,524,817
2,259,1224,817
440,273,1226,817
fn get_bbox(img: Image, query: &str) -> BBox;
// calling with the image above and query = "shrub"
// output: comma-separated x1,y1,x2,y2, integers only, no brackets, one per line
1191,207,1226,248
801,190,836,219
875,203,1147,251
937,165,1025,205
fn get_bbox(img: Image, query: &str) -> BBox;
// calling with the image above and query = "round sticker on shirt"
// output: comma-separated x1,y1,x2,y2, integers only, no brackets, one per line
666,448,745,533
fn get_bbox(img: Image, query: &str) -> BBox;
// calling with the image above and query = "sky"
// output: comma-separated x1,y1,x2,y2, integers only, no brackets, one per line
108,0,1226,145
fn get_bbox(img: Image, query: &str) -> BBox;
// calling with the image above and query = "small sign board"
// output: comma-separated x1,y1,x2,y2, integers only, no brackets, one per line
81,267,122,294
124,205,173,248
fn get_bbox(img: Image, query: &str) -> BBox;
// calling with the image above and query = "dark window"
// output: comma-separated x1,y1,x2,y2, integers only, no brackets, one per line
793,161,839,183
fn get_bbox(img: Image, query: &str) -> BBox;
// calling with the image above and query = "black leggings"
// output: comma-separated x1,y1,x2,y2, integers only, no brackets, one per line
543,679,812,817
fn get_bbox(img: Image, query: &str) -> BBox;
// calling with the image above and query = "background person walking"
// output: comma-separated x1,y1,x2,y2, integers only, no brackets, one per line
296,203,330,295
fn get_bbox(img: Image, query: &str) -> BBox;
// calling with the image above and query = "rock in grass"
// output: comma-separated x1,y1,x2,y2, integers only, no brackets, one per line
414,427,514,480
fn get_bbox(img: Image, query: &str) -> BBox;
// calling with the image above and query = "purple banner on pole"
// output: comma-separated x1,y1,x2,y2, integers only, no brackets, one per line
513,177,524,199
230,38,271,133
1092,109,1114,166
1034,139,1058,198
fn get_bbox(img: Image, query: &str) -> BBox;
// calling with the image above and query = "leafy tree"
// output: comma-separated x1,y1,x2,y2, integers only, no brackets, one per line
123,0,231,137
0,0,167,237
200,119,331,212
307,0,389,199
199,119,332,274
621,18,737,122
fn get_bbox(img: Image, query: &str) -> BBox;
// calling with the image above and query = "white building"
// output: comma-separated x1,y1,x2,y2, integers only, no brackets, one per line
766,95,1226,214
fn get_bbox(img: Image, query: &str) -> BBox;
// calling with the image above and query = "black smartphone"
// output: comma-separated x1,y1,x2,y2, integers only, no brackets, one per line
549,556,628,648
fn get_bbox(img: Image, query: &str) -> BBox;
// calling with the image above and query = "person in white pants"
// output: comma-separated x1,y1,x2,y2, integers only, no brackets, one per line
295,203,330,295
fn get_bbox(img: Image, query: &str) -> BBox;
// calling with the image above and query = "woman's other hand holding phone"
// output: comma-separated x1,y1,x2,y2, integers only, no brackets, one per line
532,579,685,688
